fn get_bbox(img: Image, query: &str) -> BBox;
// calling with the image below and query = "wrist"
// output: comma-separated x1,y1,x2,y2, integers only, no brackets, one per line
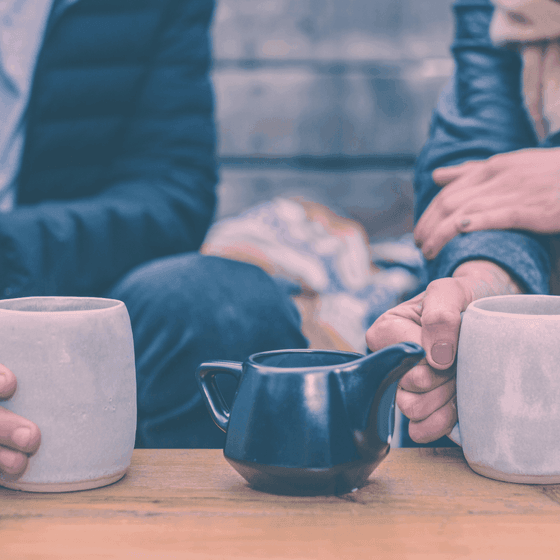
452,259,524,300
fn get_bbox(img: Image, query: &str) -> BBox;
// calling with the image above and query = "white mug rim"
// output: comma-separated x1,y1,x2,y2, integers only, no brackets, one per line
468,294,560,319
0,296,124,314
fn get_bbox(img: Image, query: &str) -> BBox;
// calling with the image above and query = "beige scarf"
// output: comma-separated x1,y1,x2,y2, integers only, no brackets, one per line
490,1,560,295
490,0,560,139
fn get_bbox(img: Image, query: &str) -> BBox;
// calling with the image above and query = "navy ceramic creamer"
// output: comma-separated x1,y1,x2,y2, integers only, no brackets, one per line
196,343,424,495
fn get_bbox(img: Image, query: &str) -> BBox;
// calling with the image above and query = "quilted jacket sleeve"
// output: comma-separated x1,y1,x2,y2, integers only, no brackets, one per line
415,0,551,294
0,0,218,298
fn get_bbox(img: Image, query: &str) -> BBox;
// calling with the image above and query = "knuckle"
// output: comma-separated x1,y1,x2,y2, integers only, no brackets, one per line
425,277,456,294
366,308,411,352
399,364,436,394
421,308,458,329
421,279,463,327
432,194,453,216
367,312,389,335
407,400,457,444
396,390,421,421
365,320,386,352
457,160,477,174
408,367,434,392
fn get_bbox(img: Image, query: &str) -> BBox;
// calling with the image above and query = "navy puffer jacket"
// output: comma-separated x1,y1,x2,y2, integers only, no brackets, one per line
4,0,217,298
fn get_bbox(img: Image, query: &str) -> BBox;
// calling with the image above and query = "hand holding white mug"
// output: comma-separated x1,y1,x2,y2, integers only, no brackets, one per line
0,365,41,476
366,260,523,443
0,297,136,492
451,293,560,483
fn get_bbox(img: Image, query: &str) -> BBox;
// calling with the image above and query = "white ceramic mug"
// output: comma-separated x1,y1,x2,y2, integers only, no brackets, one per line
0,297,136,492
449,294,560,483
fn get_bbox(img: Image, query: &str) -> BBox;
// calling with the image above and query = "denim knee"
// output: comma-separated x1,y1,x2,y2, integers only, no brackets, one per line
108,253,308,447
109,253,307,355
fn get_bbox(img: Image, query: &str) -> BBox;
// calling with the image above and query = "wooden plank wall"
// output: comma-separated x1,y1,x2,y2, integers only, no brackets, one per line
211,0,455,239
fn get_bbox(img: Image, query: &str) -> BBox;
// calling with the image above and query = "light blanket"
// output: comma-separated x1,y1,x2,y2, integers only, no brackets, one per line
201,198,426,354
491,0,560,139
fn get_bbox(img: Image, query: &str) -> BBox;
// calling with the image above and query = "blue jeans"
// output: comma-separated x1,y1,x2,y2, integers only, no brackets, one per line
108,253,308,448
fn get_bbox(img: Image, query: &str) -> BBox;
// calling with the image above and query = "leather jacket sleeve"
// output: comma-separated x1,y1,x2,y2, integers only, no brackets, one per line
415,0,551,294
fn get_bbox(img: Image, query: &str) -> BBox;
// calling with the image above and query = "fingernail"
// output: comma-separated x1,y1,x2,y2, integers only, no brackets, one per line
431,342,454,366
12,427,32,448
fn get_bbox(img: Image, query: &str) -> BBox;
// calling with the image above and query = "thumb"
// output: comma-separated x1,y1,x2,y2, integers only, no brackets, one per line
420,277,472,371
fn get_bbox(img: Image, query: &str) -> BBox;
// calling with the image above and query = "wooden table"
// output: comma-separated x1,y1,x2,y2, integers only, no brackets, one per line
1,448,560,559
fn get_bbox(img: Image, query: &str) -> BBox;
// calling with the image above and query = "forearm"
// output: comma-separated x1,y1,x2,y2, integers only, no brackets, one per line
452,259,524,300
0,176,216,298
428,230,550,295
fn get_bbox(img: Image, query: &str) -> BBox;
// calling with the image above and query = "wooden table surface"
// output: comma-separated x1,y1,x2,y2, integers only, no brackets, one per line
1,448,560,559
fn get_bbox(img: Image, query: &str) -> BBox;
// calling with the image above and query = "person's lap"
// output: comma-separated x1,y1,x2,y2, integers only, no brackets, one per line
108,251,454,449
108,253,308,448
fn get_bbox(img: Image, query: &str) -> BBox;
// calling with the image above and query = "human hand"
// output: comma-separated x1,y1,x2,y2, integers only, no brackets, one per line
365,260,522,443
0,365,41,477
415,148,560,259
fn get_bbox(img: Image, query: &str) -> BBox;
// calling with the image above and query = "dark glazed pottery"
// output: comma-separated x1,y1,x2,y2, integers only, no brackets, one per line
196,343,424,495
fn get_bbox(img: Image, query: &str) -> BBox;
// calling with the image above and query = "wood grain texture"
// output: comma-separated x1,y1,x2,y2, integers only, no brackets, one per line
2,448,560,559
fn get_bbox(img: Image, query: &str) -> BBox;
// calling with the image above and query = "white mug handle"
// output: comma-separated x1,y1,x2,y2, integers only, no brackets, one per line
448,422,461,446
447,311,465,447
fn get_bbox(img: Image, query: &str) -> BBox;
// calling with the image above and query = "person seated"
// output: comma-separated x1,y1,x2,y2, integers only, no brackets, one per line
0,0,307,478
367,0,560,445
